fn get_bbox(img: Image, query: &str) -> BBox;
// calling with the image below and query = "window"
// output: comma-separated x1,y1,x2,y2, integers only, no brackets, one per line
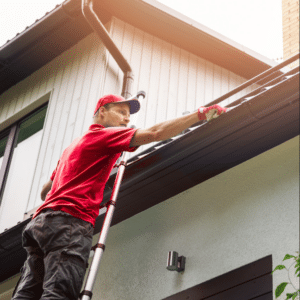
0,134,9,170
0,104,47,233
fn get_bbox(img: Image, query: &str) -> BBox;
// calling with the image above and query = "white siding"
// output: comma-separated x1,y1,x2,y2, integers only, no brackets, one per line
0,17,258,229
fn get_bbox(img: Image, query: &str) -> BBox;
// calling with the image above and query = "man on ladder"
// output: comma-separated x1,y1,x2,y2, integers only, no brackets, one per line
12,93,226,300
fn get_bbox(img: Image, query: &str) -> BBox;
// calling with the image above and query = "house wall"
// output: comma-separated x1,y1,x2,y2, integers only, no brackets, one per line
0,17,257,233
87,135,299,299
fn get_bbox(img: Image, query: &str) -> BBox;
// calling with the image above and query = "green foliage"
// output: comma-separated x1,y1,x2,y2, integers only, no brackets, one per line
272,252,300,299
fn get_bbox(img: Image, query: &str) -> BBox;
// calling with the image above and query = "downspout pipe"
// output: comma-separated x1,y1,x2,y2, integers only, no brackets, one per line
82,0,134,99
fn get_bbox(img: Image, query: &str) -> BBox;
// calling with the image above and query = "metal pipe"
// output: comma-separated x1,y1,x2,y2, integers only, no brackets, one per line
206,52,299,107
81,0,134,98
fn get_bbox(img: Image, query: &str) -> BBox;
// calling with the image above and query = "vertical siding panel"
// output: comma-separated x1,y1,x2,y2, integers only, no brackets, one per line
13,75,37,114
53,43,87,164
71,36,97,141
70,39,96,142
76,36,103,136
43,61,57,93
147,36,161,128
166,45,180,121
23,80,39,109
45,57,78,186
106,18,123,96
29,66,65,208
118,23,144,159
96,44,110,100
36,69,50,100
4,82,24,120
130,28,144,156
1,90,17,121
228,71,238,104
187,53,197,112
221,68,230,106
30,65,55,109
135,32,153,130
82,38,108,133
142,36,161,150
21,73,42,110
31,57,59,104
60,43,87,152
129,27,144,98
213,65,222,101
236,75,244,100
101,19,123,96
205,61,214,105
0,92,6,118
156,40,171,125
119,22,135,95
0,88,18,124
0,96,8,124
177,49,189,117
196,57,206,107
133,32,153,155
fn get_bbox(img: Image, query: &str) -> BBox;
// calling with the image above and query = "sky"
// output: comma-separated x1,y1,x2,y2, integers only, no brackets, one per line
0,0,284,61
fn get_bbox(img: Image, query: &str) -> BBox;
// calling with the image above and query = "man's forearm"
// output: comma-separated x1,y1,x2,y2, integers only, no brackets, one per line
131,105,226,147
151,111,199,142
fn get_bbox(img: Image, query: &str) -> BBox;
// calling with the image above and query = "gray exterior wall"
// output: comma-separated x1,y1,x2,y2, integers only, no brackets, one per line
0,17,257,233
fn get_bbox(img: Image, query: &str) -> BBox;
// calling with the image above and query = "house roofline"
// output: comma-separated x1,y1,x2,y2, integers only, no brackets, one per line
140,0,277,67
0,0,278,96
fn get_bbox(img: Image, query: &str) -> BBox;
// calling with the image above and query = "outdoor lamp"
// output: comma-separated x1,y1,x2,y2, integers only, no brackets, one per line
166,251,186,272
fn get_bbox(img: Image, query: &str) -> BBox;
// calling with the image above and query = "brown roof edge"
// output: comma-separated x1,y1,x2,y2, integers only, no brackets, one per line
0,0,111,95
0,0,78,56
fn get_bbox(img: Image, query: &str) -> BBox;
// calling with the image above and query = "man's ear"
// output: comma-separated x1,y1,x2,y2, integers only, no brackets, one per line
98,106,106,117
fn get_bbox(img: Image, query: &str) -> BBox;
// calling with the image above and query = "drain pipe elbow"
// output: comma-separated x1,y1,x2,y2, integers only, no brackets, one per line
82,0,134,97
122,71,134,99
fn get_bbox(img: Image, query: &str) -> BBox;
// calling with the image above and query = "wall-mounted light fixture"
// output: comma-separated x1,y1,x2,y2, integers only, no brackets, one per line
166,251,186,272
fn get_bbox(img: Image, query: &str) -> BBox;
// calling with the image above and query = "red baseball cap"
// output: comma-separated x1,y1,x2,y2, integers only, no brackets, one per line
94,94,140,115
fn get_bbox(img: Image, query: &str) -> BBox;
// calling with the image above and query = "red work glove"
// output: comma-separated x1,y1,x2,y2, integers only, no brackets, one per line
198,104,227,121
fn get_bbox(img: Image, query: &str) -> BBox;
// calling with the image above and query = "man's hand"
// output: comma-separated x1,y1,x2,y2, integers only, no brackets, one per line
198,104,227,121
41,180,53,201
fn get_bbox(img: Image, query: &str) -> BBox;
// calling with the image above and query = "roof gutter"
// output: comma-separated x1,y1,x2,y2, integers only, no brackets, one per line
82,0,134,98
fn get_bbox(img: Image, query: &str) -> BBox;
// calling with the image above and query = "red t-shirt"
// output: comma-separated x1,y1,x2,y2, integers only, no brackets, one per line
33,124,139,226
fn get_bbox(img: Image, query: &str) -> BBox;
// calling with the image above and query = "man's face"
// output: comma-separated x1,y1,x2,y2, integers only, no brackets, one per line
96,102,131,128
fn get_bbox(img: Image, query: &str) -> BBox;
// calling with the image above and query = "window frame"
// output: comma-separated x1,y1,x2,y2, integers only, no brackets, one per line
0,103,48,205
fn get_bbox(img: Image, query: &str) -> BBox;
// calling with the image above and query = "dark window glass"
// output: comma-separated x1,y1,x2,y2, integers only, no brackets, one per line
0,105,47,232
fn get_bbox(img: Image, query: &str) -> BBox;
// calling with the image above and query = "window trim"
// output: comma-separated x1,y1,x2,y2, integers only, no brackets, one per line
0,103,48,205
0,125,19,202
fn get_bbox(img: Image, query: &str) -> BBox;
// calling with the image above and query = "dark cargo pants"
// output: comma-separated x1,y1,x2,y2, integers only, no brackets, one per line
12,209,93,300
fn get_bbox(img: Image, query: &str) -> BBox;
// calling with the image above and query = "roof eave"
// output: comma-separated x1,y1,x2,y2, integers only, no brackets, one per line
0,0,278,96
